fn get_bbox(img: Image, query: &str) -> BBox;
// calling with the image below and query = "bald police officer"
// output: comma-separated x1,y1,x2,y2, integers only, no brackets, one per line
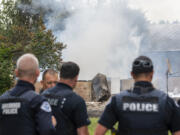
94,56,180,135
0,53,55,135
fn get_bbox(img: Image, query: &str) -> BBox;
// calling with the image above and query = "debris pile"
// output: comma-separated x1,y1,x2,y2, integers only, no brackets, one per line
86,102,107,117
92,73,111,102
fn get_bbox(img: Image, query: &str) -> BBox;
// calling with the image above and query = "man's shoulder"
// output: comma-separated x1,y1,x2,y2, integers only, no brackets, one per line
43,87,84,102
116,89,167,96
61,91,86,107
28,93,46,108
0,89,45,106
0,90,10,99
17,90,46,105
61,90,84,102
22,90,40,98
71,91,85,102
153,89,167,94
114,90,130,97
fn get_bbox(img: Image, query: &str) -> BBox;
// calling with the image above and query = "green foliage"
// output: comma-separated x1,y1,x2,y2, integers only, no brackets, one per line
0,0,66,94
0,44,15,94
88,118,112,135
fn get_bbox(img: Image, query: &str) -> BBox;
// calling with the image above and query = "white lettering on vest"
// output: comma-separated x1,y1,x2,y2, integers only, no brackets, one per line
123,102,158,112
48,98,58,106
1,102,21,115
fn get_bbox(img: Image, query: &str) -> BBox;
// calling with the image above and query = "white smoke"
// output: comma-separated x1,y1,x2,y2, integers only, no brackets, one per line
27,0,151,79
143,24,180,90
18,0,180,91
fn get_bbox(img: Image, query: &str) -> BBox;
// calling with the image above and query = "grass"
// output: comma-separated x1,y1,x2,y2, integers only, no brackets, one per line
88,117,111,135
88,118,172,135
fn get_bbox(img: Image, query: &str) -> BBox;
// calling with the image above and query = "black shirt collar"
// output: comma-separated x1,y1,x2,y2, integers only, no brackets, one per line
133,81,154,94
16,80,35,90
10,80,35,96
56,82,73,91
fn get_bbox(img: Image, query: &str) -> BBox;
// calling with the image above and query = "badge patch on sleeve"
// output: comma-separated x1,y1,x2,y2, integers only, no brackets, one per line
40,101,52,112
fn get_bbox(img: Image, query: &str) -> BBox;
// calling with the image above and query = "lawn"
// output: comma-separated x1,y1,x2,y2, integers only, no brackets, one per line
88,117,111,135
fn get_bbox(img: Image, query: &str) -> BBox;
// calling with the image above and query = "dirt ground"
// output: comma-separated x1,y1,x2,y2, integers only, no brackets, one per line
86,102,108,117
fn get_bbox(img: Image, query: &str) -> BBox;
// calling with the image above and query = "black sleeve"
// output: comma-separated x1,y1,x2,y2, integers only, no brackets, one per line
178,99,180,106
98,96,118,129
31,95,56,135
72,97,90,128
166,96,180,132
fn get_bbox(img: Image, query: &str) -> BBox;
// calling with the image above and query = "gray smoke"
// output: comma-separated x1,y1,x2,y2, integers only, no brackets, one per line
17,0,71,32
143,24,180,90
19,0,180,91
29,0,151,79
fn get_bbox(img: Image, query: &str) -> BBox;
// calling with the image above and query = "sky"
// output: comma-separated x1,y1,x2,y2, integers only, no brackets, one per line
128,0,180,23
1,0,180,23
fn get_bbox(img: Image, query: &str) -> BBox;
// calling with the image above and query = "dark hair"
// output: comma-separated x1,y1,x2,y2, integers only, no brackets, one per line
42,69,58,80
60,62,80,79
132,56,153,75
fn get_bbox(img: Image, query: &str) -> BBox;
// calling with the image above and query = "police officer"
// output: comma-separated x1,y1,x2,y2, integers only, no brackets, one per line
94,56,180,135
42,61,90,135
0,53,56,135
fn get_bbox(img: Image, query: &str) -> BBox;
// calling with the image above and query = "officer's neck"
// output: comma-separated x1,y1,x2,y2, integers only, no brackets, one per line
59,78,77,89
134,78,151,83
134,76,152,83
18,77,36,85
132,72,153,83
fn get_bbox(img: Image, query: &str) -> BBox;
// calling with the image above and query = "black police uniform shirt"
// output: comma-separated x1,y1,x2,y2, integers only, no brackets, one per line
98,81,180,135
42,82,90,135
0,80,55,135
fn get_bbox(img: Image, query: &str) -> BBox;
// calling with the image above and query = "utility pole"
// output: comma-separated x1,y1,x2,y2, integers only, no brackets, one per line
166,59,172,94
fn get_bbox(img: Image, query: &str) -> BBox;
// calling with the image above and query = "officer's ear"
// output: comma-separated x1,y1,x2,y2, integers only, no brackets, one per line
36,69,40,78
74,75,78,82
71,75,78,89
149,71,154,80
131,72,135,79
15,69,19,77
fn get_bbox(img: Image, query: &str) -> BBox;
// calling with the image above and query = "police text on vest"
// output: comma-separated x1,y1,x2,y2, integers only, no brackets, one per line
123,102,159,112
2,102,21,115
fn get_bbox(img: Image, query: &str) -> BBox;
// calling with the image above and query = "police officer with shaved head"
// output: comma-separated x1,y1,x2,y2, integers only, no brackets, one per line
0,53,56,135
42,61,90,135
95,55,180,135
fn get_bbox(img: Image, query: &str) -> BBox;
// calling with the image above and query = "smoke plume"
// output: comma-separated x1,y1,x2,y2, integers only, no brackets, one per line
19,0,180,91
26,0,151,79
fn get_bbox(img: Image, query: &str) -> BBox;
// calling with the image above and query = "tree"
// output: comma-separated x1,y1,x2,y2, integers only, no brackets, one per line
0,0,66,94
0,44,15,94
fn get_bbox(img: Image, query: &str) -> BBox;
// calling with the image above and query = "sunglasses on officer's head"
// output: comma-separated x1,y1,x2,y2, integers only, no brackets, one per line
133,60,152,68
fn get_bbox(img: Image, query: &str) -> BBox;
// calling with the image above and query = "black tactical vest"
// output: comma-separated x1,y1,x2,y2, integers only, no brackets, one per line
43,89,76,135
113,89,169,135
0,89,38,135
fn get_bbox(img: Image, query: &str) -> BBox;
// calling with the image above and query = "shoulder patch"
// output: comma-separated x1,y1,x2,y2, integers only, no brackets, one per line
40,101,52,112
